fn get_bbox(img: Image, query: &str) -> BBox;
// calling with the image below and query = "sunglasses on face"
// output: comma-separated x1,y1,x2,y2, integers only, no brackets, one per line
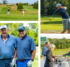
18,30,24,32
1,29,7,31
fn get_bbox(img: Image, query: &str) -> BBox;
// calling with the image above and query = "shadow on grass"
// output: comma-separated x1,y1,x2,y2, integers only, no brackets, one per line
41,21,62,24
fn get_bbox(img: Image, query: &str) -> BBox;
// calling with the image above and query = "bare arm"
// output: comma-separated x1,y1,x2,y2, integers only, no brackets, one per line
61,6,67,10
31,50,36,60
14,49,17,59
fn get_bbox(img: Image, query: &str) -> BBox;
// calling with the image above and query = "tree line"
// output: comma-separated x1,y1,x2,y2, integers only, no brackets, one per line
17,1,38,10
41,38,70,49
41,0,70,16
2,0,38,9
48,38,70,49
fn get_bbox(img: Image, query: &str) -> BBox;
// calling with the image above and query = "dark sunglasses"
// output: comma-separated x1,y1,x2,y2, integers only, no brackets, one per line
18,30,24,32
1,28,7,31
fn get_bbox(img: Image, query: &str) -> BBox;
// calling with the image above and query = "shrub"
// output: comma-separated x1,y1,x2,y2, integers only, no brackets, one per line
17,2,23,10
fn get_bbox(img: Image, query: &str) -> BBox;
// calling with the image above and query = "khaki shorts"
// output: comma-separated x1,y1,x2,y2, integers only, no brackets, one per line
62,19,70,30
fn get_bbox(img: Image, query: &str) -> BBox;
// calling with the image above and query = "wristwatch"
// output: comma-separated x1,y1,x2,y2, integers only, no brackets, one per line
31,59,34,61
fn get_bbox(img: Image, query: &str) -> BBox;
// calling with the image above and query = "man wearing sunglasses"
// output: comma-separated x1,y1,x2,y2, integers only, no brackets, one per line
16,25,36,67
0,25,17,67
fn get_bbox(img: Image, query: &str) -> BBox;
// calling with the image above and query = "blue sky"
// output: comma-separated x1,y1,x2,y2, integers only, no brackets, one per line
0,0,38,4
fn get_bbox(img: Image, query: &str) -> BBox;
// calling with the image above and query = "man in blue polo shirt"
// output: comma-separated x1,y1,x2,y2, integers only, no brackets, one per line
16,25,36,67
56,3,70,33
42,42,49,67
0,25,17,67
42,42,49,61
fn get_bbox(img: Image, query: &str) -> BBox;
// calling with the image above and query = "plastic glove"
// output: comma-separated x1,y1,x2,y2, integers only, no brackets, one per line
10,58,16,67
27,60,33,67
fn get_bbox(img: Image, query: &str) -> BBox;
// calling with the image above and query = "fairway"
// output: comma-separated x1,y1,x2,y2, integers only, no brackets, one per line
0,5,38,21
41,16,69,33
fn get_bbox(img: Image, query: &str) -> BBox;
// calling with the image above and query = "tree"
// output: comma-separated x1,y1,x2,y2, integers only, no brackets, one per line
17,2,23,10
41,0,66,15
33,1,38,9
66,0,70,16
28,23,38,46
3,0,7,4
41,0,47,15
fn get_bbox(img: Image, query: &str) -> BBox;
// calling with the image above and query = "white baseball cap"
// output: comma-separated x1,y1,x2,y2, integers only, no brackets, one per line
1,25,7,30
56,3,61,7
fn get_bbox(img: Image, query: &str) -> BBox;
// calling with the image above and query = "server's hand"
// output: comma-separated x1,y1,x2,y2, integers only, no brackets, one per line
52,58,54,61
10,58,16,67
27,60,33,67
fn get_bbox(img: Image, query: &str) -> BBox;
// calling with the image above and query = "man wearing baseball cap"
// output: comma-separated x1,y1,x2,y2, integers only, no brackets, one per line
56,3,70,33
16,25,36,67
0,25,17,67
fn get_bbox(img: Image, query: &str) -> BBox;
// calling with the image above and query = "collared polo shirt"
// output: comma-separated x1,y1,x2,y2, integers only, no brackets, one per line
58,8,69,19
16,35,36,60
42,46,48,56
0,34,16,59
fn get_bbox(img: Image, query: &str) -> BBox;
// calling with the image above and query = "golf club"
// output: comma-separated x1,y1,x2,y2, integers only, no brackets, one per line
49,9,58,21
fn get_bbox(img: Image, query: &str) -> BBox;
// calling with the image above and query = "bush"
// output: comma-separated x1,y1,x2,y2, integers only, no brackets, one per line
17,2,23,10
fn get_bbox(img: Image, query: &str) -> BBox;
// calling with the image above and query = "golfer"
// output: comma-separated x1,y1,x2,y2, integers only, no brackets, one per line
16,25,36,67
23,9,26,16
56,3,70,33
42,42,50,61
44,44,55,67
7,8,10,16
0,25,17,67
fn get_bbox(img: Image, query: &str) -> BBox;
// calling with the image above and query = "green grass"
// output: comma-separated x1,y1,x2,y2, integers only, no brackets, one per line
53,48,70,55
23,5,38,12
41,16,62,23
32,56,38,67
41,47,70,58
0,14,38,21
41,16,70,33
0,5,38,21
41,24,63,33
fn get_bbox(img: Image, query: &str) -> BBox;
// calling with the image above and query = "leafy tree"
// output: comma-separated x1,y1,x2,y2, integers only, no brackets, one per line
28,23,38,46
41,0,67,16
41,0,47,15
66,0,70,15
3,0,7,4
33,1,38,9
17,2,23,10
41,37,70,49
